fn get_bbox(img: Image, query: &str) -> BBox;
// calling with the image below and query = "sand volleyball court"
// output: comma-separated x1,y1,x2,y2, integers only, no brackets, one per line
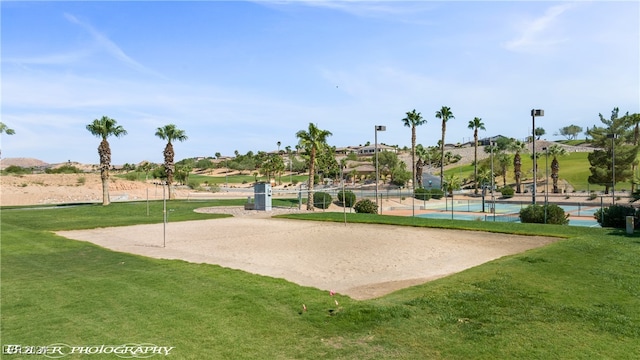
57,209,557,300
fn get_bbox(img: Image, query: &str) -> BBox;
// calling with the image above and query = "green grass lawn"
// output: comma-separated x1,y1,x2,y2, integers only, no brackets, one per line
445,151,634,193
2,202,639,359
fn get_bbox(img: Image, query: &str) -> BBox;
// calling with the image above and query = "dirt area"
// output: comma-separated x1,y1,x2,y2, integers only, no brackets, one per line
57,212,557,300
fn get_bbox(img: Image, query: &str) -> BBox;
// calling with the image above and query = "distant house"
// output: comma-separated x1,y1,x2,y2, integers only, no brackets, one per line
478,135,510,146
356,144,397,156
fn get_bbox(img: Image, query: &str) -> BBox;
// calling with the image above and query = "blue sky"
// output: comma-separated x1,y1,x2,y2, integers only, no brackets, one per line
2,1,638,165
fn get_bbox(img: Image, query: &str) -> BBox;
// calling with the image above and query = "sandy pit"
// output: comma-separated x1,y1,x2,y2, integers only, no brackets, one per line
57,207,557,300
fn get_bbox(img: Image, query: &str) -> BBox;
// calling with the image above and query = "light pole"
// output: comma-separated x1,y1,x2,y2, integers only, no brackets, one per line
543,147,549,224
607,134,616,204
490,141,495,221
375,125,386,214
277,141,281,185
531,109,544,204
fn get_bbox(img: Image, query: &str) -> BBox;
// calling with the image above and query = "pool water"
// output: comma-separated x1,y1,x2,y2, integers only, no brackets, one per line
416,201,600,227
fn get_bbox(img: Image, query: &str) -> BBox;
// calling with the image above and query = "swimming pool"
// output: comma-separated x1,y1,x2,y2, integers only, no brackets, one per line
415,200,601,227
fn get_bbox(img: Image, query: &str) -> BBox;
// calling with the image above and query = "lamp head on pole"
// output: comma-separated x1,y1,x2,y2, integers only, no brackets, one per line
531,109,544,117
375,125,386,132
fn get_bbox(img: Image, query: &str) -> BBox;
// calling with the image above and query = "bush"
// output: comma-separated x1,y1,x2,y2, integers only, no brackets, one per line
500,186,514,198
519,204,569,225
125,173,138,181
354,199,378,214
337,190,356,207
594,205,640,229
188,180,200,190
45,165,81,174
313,191,332,209
429,189,445,200
3,165,31,175
414,188,431,201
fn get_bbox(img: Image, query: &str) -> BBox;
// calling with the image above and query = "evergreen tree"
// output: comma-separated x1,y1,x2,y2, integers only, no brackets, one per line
587,108,640,194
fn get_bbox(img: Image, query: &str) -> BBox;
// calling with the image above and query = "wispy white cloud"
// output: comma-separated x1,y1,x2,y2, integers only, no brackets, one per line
2,50,93,66
503,3,575,53
63,13,165,78
256,0,435,18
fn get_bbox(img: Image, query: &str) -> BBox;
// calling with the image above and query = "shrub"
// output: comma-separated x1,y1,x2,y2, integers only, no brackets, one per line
125,173,137,181
337,190,356,207
3,165,31,175
77,176,86,185
354,199,378,214
589,192,598,200
45,165,81,174
414,188,431,201
519,204,569,225
594,205,640,229
313,191,332,209
500,186,514,198
188,180,200,190
429,189,445,200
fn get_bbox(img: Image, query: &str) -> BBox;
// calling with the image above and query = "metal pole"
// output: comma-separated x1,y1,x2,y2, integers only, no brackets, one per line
491,141,495,221
342,165,346,225
374,125,386,214
544,147,548,224
375,126,379,214
532,110,536,205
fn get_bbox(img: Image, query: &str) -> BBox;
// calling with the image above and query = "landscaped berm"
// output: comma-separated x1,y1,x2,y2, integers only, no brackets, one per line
2,199,639,359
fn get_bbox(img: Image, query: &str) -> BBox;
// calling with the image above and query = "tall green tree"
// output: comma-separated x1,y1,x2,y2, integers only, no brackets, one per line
547,144,567,193
155,124,188,199
296,123,332,210
86,116,127,205
467,117,485,194
625,113,640,193
509,140,527,193
557,125,583,140
415,144,429,188
402,109,427,189
435,106,454,191
587,108,640,194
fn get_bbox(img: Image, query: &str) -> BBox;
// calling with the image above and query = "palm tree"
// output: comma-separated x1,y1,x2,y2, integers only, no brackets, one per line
547,144,567,193
509,140,527,193
497,153,511,188
86,116,127,205
155,124,188,199
467,117,485,194
0,121,16,159
401,109,427,190
435,106,455,191
443,173,461,196
415,144,429,188
296,123,332,210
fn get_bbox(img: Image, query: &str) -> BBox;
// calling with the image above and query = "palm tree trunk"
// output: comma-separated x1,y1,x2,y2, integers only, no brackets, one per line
551,157,560,193
440,122,446,190
514,153,522,193
164,143,175,199
473,130,478,195
411,127,416,190
307,148,315,210
98,139,111,206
